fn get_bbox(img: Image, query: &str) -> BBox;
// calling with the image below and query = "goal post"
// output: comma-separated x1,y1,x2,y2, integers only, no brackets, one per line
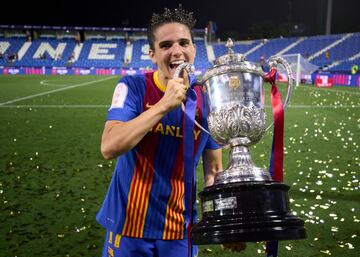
277,53,319,86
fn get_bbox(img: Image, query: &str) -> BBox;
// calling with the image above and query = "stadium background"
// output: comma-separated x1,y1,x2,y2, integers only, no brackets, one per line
0,0,359,256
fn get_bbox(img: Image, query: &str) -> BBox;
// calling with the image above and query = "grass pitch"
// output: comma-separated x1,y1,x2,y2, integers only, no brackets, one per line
0,75,359,257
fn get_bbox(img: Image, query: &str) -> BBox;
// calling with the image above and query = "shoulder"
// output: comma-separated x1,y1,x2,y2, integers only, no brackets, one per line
120,74,147,88
111,75,147,103
115,74,147,95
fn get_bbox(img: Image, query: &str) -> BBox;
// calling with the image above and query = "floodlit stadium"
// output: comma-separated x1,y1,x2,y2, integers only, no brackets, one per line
1,26,359,85
0,1,359,257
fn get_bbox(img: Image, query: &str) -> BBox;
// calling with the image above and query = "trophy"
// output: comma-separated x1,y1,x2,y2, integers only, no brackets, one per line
180,39,306,244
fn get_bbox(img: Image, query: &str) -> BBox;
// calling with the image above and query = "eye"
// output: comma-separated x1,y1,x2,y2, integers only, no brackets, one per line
179,40,190,47
160,42,172,49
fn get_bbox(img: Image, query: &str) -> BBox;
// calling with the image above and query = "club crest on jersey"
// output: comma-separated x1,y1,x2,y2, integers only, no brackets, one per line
110,82,128,110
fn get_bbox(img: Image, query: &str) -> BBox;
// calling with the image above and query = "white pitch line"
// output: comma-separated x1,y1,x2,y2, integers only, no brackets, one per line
0,76,116,106
287,104,360,108
324,88,360,96
40,80,71,86
296,86,360,96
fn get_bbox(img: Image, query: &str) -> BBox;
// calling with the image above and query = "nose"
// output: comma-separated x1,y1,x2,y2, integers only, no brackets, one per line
171,43,182,56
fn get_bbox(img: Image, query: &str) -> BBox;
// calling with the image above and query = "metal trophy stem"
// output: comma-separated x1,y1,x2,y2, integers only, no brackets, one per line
215,145,271,183
191,38,306,244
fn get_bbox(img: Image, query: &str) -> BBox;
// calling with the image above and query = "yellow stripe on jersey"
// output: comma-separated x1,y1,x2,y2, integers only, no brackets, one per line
163,162,185,240
107,246,114,257
108,231,113,244
153,70,189,93
122,153,155,238
153,71,166,92
114,234,121,248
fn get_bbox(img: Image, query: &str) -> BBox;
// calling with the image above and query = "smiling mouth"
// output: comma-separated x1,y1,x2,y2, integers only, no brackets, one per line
169,60,185,70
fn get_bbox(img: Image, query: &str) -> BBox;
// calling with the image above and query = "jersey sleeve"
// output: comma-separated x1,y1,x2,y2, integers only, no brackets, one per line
106,76,142,122
204,134,221,150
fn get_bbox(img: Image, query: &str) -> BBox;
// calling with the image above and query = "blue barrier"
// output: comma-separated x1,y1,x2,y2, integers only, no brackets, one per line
0,66,208,78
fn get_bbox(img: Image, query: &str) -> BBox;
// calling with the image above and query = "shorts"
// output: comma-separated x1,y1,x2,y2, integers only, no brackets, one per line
102,230,198,257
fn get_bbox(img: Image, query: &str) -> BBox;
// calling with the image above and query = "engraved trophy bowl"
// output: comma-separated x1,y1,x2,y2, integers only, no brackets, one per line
191,39,306,245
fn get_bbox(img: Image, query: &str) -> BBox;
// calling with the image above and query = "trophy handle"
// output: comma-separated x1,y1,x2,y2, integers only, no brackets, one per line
264,56,294,132
173,63,211,135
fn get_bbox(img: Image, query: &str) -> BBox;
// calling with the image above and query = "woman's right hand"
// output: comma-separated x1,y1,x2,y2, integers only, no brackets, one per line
156,77,187,112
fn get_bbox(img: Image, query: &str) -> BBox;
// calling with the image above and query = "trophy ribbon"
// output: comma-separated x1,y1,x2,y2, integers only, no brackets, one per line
173,63,198,256
265,67,284,182
183,87,197,257
265,67,284,257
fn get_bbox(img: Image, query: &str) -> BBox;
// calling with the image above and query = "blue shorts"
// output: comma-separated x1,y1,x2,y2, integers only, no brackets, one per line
102,231,198,257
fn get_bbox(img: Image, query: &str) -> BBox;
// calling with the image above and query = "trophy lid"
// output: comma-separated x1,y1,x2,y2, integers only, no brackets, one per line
202,38,264,83
214,38,246,65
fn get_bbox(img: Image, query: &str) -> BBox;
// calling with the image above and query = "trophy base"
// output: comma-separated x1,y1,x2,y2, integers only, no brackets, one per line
192,181,306,244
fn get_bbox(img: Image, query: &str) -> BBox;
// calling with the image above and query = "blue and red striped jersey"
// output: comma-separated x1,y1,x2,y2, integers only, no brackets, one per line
96,71,219,240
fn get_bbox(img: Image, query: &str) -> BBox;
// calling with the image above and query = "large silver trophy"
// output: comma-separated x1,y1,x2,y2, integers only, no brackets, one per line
189,39,306,244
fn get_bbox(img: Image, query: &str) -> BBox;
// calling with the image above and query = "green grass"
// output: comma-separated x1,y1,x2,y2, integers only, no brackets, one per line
0,75,359,257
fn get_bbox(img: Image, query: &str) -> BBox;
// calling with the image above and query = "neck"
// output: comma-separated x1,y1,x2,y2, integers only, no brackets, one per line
156,70,191,90
159,75,170,88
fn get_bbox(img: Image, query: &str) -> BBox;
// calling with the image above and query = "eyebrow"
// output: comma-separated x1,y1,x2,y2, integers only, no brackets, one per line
158,40,172,47
158,38,191,47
